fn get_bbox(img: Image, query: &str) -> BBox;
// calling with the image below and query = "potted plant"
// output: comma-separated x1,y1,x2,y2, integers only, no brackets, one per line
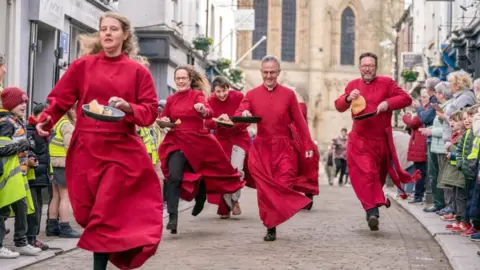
401,69,419,82
217,58,231,71
193,36,213,52
229,68,243,84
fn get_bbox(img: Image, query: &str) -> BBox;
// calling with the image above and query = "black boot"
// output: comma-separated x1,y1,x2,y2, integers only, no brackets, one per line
367,216,379,231
303,194,313,210
45,218,60,237
59,222,81,238
93,252,110,270
167,214,178,234
263,227,276,241
192,181,207,216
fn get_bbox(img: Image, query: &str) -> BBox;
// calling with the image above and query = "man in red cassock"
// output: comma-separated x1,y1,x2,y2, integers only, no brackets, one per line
222,56,317,241
334,52,417,231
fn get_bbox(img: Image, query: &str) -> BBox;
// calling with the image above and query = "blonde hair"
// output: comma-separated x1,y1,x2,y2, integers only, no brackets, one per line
175,65,211,98
0,54,6,88
77,12,149,67
447,70,473,91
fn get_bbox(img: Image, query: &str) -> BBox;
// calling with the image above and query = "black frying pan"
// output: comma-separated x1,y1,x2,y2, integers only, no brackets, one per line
353,111,376,121
82,101,125,122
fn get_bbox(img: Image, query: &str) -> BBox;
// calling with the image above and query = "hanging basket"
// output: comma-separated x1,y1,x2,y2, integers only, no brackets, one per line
217,58,231,71
193,37,213,52
229,68,243,84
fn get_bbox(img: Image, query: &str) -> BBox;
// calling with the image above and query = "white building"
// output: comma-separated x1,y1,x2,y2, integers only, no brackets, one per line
119,0,240,98
0,0,117,114
410,0,479,79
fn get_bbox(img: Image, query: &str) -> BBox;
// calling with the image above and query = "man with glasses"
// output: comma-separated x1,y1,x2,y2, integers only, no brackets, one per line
221,55,317,241
335,52,416,231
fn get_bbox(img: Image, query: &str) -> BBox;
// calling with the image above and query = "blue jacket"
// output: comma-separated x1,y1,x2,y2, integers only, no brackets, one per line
416,95,438,143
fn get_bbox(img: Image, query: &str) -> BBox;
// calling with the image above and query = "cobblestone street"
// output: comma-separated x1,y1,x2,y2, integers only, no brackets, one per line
22,184,452,270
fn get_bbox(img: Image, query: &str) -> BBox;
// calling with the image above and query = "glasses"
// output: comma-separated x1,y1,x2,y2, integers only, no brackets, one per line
360,65,376,69
175,77,189,81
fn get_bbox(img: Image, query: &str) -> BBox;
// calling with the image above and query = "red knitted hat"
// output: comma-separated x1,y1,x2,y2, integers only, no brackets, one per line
1,87,28,111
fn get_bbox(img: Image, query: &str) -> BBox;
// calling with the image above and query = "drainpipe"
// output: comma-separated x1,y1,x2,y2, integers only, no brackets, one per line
4,0,12,86
26,22,38,116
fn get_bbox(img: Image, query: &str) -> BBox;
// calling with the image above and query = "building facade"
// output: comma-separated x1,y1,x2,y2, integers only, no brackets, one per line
119,0,240,99
236,0,404,147
0,0,117,114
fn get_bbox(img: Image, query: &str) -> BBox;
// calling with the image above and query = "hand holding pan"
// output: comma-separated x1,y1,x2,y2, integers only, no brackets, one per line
157,118,181,128
213,117,234,128
82,100,125,122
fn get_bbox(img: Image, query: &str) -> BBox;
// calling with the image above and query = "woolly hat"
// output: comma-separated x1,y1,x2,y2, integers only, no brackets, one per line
1,87,28,111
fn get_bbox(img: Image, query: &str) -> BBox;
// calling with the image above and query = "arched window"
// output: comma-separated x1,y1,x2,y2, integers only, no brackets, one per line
340,7,355,65
281,0,296,62
252,0,268,60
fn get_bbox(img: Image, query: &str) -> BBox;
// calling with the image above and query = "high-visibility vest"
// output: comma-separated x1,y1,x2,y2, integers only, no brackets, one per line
150,125,162,165
138,127,155,163
0,136,35,214
27,168,35,181
467,136,480,160
49,117,71,157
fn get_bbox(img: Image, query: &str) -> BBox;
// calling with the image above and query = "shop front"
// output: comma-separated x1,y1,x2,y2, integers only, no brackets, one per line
27,0,109,112
451,18,480,79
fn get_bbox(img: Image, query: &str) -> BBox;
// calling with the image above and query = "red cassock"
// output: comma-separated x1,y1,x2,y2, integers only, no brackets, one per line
38,51,163,269
293,101,320,195
235,84,316,229
205,90,252,215
158,89,244,201
334,76,420,211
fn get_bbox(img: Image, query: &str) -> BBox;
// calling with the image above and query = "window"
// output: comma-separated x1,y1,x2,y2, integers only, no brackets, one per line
252,0,268,60
340,7,355,65
281,0,296,62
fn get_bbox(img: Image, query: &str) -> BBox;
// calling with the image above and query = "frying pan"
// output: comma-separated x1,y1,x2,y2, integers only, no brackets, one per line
82,101,125,122
230,116,262,123
353,111,376,121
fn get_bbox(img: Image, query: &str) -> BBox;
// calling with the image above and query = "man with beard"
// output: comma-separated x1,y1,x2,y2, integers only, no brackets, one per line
221,56,317,241
334,52,417,231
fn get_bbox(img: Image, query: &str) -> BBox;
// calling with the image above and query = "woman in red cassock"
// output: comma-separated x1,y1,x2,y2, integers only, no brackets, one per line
222,56,317,241
205,76,251,219
35,12,163,270
158,66,244,234
334,52,418,231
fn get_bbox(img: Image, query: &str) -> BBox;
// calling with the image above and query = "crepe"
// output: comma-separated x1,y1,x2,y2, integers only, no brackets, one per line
351,96,366,114
175,119,181,125
89,99,113,116
212,117,233,125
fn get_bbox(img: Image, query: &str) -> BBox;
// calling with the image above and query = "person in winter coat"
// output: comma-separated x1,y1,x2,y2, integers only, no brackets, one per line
402,90,428,204
26,103,52,250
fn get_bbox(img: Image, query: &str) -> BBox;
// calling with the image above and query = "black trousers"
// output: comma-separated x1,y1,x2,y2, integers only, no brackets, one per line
26,187,44,238
165,151,206,214
9,199,29,247
335,158,347,184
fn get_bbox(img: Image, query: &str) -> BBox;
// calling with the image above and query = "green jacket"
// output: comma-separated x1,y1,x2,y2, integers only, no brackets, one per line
456,129,479,181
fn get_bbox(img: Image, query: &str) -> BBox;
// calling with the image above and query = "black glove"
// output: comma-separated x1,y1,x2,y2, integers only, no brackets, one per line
15,139,31,153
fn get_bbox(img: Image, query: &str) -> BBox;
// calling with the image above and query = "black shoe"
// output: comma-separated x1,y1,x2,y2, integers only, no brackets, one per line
263,227,276,241
423,205,443,213
5,228,10,235
477,251,480,256
367,216,379,231
45,219,60,237
167,214,178,234
303,194,313,210
192,200,205,216
59,222,81,238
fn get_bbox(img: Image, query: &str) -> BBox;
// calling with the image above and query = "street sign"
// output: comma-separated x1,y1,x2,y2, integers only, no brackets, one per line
401,52,424,68
235,9,255,31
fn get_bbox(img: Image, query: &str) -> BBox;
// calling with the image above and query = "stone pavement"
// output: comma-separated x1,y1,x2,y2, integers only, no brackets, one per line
21,185,452,270
385,189,480,270
1,200,193,270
